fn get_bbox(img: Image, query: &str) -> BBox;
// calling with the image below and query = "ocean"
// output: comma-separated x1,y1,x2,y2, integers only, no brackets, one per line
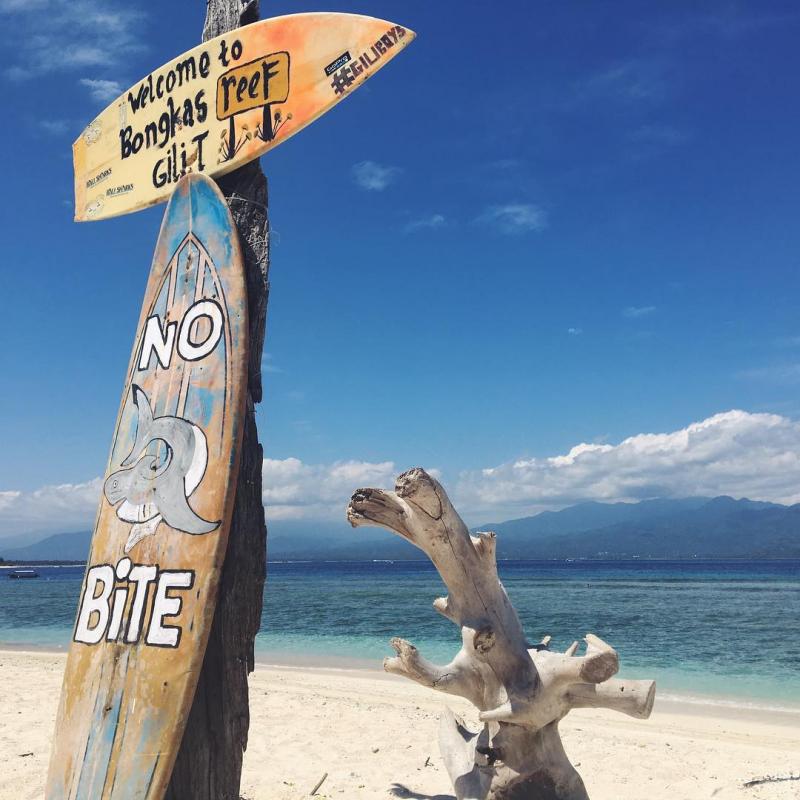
1,559,798,710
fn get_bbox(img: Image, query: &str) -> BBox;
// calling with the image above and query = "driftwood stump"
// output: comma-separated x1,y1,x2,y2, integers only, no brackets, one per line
165,2,269,798
348,468,655,800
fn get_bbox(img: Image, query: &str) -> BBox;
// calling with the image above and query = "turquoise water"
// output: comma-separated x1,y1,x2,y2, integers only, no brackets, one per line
2,560,799,709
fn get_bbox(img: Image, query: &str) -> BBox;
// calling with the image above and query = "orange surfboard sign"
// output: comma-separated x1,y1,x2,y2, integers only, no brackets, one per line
73,12,415,222
46,174,248,798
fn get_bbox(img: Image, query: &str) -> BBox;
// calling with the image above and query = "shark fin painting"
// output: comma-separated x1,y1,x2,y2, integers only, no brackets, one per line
104,384,219,552
46,174,248,799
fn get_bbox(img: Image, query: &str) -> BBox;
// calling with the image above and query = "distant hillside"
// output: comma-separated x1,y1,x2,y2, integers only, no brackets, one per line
479,496,799,559
265,520,418,560
0,522,418,562
478,498,712,541
3,496,799,561
2,530,91,562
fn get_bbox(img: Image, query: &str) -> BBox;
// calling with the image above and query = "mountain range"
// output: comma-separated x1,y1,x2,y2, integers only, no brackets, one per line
2,496,799,562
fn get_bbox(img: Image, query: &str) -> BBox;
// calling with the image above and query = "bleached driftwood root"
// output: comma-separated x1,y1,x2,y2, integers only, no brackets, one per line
347,468,655,800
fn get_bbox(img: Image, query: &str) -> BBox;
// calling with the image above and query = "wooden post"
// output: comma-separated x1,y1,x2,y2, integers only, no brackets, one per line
164,2,269,798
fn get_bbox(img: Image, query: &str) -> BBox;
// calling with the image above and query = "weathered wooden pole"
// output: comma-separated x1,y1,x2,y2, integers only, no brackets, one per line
164,2,269,798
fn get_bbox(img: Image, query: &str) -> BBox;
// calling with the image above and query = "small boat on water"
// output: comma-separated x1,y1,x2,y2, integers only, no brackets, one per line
8,568,39,579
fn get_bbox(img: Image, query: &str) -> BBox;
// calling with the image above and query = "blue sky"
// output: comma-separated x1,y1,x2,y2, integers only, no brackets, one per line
2,1,800,536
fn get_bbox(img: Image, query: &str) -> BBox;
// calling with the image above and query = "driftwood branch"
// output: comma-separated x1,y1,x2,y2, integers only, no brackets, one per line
348,468,655,800
165,3,269,798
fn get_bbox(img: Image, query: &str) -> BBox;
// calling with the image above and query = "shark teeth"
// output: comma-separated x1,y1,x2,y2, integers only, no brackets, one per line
124,515,163,553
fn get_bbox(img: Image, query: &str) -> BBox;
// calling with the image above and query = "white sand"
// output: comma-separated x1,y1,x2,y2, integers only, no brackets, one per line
1,650,798,799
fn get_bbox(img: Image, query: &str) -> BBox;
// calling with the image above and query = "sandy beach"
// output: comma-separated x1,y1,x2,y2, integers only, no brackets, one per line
1,650,798,799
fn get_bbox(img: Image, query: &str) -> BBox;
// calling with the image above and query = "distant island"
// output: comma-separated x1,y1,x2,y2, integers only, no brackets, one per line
3,495,800,563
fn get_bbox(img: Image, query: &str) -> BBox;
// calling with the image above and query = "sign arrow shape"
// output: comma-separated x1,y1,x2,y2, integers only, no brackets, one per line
73,12,415,222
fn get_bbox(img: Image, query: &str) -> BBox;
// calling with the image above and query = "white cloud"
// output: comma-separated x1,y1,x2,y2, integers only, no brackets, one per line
8,411,800,536
352,160,401,191
567,327,583,336
0,0,48,11
39,118,70,135
80,77,122,102
262,458,396,520
455,410,800,520
477,204,548,234
573,60,665,106
0,491,22,512
261,353,283,374
623,305,656,318
0,459,399,537
0,478,101,538
0,0,143,80
405,213,446,233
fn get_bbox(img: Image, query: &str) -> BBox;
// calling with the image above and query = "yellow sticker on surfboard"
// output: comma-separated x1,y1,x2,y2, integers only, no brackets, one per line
73,12,415,222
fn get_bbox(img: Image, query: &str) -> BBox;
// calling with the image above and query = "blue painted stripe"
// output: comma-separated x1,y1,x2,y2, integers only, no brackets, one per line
74,652,128,799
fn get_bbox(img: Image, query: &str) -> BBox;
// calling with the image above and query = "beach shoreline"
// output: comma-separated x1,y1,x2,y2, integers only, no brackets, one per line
2,648,799,799
3,640,799,722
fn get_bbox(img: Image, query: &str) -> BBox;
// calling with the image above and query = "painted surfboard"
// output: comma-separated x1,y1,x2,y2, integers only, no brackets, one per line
46,173,248,799
74,12,415,222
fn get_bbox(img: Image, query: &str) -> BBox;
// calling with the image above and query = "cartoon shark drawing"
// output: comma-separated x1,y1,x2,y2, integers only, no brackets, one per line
104,385,219,552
